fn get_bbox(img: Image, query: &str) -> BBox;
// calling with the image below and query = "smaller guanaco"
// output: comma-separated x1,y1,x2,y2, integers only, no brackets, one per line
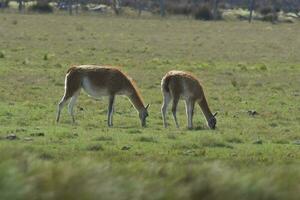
161,70,217,129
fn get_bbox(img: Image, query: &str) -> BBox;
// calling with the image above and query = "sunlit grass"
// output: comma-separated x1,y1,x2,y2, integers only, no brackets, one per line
0,13,299,199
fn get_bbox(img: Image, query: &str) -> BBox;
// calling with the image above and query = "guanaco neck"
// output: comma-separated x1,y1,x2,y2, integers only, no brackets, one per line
198,94,213,122
127,86,145,113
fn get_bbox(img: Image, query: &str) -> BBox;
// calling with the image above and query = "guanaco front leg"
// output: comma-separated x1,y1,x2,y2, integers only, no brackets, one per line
171,96,180,128
185,99,195,129
57,92,73,123
57,97,67,123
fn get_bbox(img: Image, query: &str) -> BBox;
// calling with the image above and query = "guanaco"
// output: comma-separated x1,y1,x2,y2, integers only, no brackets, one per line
161,70,217,129
56,65,149,127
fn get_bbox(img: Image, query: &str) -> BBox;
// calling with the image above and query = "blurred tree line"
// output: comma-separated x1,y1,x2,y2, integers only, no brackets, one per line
0,0,299,18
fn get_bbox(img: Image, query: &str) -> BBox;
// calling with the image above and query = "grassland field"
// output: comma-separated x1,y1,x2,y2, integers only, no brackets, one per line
0,13,300,200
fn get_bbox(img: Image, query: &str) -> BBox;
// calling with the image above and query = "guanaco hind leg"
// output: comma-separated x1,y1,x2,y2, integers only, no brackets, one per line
161,92,171,128
107,95,115,127
171,95,180,128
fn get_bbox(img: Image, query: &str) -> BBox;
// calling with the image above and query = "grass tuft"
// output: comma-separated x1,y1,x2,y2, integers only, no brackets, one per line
200,137,233,149
86,144,104,151
138,136,158,143
225,137,243,144
0,50,5,58
94,136,113,141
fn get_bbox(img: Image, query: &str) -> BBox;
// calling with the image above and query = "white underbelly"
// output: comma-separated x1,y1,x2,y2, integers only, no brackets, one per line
82,77,109,98
181,82,192,100
180,93,192,101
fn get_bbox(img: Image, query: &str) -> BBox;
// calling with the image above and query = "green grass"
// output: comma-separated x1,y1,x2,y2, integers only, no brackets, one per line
0,13,300,200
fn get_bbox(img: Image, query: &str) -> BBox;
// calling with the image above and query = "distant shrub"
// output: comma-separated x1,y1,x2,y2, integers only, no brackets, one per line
275,7,281,12
259,6,279,22
166,2,192,16
262,13,278,22
260,6,272,15
81,5,89,11
29,3,53,13
193,4,213,20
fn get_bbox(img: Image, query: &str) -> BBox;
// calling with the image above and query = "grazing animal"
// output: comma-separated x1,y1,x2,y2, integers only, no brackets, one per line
56,65,149,127
161,70,217,129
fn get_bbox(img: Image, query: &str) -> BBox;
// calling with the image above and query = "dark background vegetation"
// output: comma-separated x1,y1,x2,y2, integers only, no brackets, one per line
1,0,300,18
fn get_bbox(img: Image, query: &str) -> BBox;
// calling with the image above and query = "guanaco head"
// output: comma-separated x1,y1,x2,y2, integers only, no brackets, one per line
139,104,150,127
208,112,218,129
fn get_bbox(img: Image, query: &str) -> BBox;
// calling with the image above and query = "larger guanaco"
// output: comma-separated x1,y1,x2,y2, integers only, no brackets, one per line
56,65,149,127
161,70,217,129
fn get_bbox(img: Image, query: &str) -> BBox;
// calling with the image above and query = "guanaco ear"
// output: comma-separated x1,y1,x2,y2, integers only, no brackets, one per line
213,112,218,117
145,104,150,110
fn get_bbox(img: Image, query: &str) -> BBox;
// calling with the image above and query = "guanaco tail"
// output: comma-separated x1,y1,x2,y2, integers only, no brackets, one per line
161,70,217,129
56,65,149,127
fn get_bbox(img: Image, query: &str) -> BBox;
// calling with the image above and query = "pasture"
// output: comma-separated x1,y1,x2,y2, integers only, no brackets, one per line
0,13,300,199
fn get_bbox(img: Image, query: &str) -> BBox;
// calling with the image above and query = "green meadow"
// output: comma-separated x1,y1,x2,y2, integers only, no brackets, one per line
0,13,300,199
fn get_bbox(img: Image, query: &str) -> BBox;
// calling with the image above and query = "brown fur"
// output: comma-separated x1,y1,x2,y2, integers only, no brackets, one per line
162,71,205,102
66,65,144,108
